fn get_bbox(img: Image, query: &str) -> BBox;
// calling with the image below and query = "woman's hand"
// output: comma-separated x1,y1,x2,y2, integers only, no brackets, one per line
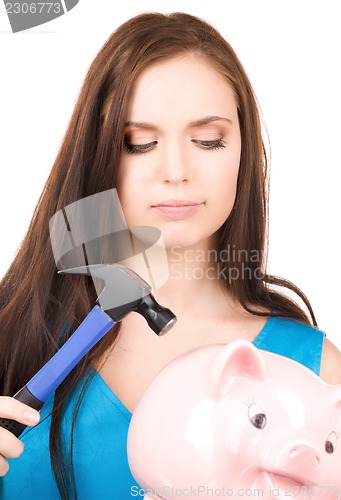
0,396,40,476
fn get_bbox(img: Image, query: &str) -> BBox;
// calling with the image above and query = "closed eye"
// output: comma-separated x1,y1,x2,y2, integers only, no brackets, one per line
191,139,226,150
124,138,227,154
124,141,158,154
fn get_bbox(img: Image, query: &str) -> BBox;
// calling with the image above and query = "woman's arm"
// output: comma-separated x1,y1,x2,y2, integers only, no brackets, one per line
320,338,341,384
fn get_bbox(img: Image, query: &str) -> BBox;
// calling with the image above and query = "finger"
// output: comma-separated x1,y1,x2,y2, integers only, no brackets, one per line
0,426,25,459
0,454,10,477
0,397,40,426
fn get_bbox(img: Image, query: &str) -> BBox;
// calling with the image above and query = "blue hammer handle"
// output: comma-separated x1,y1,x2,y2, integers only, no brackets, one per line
0,306,114,437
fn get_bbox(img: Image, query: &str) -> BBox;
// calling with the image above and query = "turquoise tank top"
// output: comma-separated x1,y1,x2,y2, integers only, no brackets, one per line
0,317,325,499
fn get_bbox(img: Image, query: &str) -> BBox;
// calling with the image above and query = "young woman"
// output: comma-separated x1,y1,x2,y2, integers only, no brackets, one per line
1,12,340,500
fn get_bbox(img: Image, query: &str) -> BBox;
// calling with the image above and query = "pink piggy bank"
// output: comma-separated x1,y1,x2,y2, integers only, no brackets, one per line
127,340,341,499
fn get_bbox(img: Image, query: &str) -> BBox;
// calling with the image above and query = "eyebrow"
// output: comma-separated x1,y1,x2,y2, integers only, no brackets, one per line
124,115,232,130
189,116,233,127
125,121,157,130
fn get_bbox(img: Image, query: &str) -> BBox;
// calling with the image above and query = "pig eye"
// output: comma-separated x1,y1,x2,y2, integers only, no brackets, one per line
325,432,338,454
248,403,267,429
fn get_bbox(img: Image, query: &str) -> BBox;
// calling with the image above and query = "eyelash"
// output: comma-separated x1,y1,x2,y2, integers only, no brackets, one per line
124,139,227,155
124,141,158,155
192,139,227,150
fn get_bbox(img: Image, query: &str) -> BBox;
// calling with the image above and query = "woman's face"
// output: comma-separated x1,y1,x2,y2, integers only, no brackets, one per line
117,53,241,250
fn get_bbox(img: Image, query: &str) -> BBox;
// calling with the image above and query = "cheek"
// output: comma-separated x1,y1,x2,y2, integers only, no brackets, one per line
116,162,154,225
206,157,240,215
118,157,155,194
117,161,141,199
116,172,135,223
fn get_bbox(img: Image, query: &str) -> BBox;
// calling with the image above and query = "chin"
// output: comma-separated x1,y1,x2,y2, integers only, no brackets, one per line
162,229,213,251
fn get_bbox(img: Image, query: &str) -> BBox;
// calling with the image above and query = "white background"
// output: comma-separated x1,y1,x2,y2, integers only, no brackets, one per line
0,1,340,346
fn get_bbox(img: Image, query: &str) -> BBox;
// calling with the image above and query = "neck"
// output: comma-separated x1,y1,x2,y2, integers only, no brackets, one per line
119,238,241,318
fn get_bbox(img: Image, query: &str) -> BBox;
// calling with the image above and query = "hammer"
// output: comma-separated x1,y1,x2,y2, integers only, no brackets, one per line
0,264,176,437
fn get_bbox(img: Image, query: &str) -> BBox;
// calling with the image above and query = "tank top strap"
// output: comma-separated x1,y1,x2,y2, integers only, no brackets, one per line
252,316,325,376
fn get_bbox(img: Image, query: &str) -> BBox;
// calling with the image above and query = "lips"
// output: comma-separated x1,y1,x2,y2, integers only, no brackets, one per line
151,199,204,219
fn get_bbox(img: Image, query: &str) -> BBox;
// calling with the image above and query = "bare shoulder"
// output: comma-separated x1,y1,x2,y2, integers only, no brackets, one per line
320,337,341,384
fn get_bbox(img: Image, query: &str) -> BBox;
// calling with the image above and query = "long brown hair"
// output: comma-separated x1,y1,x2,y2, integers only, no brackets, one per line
0,11,316,499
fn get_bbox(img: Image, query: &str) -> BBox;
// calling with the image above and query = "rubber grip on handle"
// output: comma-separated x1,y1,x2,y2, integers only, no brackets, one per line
0,386,44,438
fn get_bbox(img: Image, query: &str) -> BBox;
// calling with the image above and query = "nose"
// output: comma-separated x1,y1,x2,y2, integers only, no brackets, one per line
159,140,191,184
262,438,324,485
283,443,322,481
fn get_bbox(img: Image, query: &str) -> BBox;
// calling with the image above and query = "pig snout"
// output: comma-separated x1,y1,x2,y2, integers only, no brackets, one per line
286,444,321,475
264,442,322,485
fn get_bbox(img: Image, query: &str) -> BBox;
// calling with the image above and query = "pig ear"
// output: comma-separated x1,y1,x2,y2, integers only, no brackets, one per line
206,340,269,400
331,385,341,411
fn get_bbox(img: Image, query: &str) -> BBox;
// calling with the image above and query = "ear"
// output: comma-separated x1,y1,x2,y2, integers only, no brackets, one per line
330,385,341,411
206,340,269,400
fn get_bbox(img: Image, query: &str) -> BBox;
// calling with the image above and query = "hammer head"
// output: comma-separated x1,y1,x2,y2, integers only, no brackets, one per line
58,264,176,335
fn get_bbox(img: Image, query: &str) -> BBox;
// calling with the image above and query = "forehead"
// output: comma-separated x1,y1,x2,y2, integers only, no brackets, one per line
126,53,238,125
